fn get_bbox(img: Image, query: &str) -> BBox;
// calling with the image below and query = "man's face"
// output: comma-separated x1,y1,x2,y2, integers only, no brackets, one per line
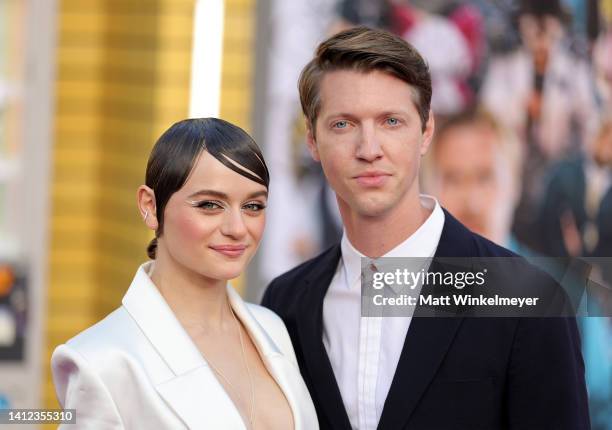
432,124,502,238
307,69,434,219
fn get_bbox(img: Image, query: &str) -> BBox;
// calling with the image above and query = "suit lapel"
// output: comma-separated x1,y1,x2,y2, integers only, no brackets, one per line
377,210,474,429
376,316,463,430
296,245,353,430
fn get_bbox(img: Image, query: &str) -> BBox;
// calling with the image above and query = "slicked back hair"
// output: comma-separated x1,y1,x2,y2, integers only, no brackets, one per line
298,26,432,134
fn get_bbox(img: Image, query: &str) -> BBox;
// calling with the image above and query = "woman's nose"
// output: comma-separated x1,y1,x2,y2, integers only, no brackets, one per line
220,209,248,239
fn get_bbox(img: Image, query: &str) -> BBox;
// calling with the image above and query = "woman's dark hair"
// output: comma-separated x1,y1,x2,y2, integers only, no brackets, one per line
145,118,269,259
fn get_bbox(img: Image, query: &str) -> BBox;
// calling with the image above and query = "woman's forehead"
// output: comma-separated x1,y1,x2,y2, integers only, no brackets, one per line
181,151,267,197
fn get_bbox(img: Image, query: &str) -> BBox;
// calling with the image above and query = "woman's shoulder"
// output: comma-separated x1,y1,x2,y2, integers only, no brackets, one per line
63,308,132,353
52,304,174,383
53,305,150,370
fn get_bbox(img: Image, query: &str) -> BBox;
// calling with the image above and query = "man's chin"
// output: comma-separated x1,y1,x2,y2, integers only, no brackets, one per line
351,199,395,219
337,190,399,219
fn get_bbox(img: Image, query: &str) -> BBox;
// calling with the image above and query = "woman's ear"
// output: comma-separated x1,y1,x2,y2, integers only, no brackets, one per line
137,185,159,231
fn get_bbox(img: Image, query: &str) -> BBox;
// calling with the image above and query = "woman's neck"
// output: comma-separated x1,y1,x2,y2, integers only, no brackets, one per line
150,249,232,333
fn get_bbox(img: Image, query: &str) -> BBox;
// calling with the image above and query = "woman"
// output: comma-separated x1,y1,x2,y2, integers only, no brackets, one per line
51,118,318,429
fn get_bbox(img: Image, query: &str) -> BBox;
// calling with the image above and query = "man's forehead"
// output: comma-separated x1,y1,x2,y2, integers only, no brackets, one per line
317,69,420,113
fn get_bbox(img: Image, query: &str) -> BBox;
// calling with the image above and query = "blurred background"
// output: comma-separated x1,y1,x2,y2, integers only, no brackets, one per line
0,0,611,428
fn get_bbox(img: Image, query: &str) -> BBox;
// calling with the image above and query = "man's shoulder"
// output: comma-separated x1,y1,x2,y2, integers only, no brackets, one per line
469,231,518,258
263,244,340,304
439,209,517,258
459,224,573,311
271,244,339,286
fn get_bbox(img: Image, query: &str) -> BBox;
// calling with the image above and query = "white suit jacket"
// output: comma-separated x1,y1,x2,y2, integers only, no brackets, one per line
51,263,318,429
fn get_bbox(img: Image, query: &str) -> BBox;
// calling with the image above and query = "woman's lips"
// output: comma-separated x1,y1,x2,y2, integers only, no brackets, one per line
209,245,247,258
354,172,390,187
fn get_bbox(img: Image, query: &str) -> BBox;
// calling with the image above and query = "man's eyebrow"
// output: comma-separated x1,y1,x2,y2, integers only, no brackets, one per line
378,110,409,117
323,112,360,121
323,110,410,120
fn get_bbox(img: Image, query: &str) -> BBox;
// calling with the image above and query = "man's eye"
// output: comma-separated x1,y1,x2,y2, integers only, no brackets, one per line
386,117,399,126
333,121,348,129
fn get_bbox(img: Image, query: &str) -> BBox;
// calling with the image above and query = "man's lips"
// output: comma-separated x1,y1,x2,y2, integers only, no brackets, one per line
353,171,391,187
209,245,248,258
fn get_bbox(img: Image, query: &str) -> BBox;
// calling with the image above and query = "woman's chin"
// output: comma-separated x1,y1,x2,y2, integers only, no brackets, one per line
204,267,245,283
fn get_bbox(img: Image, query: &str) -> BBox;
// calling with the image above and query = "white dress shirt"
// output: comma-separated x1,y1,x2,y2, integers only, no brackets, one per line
322,195,445,430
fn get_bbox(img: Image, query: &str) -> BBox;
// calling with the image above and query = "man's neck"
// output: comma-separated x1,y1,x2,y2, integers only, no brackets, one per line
340,194,431,258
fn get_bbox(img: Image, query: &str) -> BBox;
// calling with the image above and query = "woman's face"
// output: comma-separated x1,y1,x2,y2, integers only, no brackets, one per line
158,150,268,281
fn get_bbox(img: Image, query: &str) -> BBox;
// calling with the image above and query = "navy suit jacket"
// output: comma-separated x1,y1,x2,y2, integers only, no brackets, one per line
262,210,590,430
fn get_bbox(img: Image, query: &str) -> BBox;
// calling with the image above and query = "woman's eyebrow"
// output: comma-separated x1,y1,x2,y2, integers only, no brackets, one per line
187,189,268,199
187,190,228,199
247,190,268,199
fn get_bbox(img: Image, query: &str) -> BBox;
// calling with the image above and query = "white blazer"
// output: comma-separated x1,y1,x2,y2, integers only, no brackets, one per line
51,263,319,430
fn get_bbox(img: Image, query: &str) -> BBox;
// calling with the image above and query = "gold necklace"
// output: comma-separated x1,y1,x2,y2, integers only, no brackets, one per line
194,304,256,429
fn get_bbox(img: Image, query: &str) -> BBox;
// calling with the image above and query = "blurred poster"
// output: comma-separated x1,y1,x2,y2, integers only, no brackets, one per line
259,0,342,283
0,0,43,416
0,263,26,361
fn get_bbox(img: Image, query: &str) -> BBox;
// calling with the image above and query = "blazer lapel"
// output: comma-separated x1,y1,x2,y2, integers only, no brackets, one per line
377,210,473,430
122,263,245,429
263,354,319,430
376,317,464,430
227,286,318,430
155,366,246,429
296,245,353,430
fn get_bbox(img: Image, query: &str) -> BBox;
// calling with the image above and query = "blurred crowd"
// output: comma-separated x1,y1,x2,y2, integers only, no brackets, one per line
277,0,612,427
314,0,612,263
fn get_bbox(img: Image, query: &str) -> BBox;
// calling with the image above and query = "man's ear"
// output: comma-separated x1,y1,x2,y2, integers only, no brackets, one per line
420,110,435,156
306,122,321,162
137,185,159,231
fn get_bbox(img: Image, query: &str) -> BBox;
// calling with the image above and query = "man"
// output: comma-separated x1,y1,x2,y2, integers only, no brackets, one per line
262,27,589,429
425,108,522,246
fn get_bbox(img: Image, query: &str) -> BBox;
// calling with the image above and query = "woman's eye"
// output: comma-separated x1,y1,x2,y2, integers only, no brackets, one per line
386,117,399,126
243,202,266,212
196,201,222,210
333,120,348,129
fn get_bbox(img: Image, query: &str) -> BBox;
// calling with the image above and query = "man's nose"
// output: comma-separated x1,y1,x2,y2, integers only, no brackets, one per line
355,125,383,161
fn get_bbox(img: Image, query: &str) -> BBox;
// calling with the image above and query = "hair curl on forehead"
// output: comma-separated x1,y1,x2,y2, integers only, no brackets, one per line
298,26,432,134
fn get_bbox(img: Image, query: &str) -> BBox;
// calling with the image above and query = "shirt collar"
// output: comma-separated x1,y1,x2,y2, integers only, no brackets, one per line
340,195,445,289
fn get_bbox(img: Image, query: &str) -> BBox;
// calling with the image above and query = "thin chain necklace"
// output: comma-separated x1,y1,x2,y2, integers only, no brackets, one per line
194,304,256,429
